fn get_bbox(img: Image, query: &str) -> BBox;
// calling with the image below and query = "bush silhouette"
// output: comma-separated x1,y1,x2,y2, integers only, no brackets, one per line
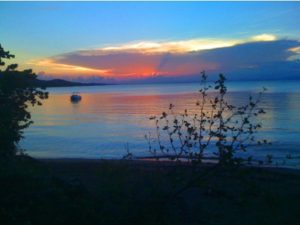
146,71,270,165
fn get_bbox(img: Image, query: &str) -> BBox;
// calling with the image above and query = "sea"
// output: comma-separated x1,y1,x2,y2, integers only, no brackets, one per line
20,80,300,168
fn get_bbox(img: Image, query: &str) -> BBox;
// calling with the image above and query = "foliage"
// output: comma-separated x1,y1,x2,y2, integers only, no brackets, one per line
146,71,270,165
0,44,48,157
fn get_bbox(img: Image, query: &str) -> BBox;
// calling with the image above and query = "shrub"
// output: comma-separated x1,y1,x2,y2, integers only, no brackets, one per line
145,72,270,165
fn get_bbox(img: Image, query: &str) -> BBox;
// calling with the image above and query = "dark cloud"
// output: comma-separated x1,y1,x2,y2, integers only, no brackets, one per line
199,40,299,71
50,39,300,82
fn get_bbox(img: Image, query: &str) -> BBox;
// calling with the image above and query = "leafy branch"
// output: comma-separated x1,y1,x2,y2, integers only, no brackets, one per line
145,72,270,166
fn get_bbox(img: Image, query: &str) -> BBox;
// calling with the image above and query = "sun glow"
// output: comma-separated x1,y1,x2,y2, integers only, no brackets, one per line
101,39,240,54
288,46,300,61
251,34,277,42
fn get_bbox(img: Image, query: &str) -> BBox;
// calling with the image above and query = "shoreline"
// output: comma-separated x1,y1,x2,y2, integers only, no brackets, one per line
38,157,300,174
3,155,300,225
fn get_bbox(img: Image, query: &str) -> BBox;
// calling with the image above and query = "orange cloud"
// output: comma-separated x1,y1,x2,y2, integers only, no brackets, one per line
27,33,297,81
27,59,111,77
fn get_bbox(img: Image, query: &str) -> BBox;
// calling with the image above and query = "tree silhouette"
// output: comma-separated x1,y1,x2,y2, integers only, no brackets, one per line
0,44,48,157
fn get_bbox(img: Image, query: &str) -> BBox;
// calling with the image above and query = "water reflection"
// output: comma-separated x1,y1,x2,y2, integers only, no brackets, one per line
21,81,300,165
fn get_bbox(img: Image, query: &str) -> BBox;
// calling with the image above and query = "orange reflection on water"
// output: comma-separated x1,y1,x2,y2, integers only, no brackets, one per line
31,91,255,130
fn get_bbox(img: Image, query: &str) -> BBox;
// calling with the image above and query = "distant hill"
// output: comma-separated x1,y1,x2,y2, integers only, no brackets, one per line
33,79,108,88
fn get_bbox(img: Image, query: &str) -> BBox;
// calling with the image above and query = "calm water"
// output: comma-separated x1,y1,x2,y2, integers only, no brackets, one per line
20,80,300,167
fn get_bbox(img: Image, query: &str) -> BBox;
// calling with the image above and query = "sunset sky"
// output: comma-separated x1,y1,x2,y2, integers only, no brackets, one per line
1,2,300,83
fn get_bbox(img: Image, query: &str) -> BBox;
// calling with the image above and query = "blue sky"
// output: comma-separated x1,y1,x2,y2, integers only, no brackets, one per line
0,2,300,82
